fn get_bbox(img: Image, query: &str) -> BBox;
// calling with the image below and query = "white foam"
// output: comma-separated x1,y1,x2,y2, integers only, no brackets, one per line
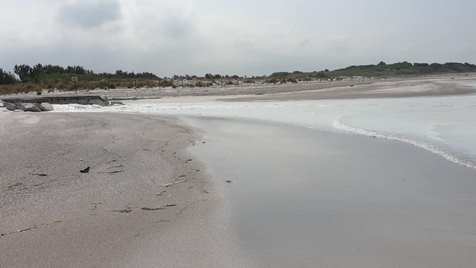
333,117,476,170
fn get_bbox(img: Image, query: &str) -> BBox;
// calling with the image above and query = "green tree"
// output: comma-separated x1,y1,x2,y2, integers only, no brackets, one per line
0,68,18,84
14,64,33,82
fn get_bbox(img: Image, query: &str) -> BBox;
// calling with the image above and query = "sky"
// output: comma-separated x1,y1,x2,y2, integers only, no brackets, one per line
1,0,475,76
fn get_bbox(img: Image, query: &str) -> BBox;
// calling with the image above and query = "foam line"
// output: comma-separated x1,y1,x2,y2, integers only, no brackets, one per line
333,117,476,170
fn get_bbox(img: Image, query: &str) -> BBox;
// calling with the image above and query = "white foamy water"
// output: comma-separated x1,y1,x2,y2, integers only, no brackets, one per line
332,118,476,169
54,91,476,170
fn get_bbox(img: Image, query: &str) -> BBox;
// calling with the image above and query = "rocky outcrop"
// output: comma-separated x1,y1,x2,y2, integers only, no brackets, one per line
3,102,54,112
1,95,109,106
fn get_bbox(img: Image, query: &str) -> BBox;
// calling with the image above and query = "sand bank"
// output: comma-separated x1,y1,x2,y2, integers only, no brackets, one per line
223,77,476,101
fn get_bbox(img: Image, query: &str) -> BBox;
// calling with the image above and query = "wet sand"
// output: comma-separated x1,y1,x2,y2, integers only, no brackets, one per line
186,117,476,268
0,113,252,267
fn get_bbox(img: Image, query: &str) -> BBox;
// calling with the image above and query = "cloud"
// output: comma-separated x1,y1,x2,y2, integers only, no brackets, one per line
60,0,122,29
1,0,476,75
161,15,195,40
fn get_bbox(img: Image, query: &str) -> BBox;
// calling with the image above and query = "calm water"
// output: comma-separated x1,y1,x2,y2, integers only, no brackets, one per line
186,117,476,267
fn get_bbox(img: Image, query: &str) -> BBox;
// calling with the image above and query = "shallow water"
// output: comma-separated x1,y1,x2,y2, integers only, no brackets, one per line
186,117,476,267
55,88,476,170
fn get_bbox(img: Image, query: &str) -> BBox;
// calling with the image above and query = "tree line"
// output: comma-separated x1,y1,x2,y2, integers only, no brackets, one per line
267,61,476,82
0,64,160,85
2,61,476,87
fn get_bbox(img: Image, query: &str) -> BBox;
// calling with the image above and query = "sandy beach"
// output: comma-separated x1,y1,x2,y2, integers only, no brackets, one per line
0,112,252,267
2,75,476,267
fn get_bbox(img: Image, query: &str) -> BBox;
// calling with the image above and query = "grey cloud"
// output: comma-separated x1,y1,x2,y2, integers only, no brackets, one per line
2,0,476,76
161,15,195,39
60,0,122,29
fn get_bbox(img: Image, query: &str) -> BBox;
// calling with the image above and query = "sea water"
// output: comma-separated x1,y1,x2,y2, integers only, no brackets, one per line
54,85,476,170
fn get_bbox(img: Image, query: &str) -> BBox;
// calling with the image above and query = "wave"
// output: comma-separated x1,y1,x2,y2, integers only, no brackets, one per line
333,118,476,170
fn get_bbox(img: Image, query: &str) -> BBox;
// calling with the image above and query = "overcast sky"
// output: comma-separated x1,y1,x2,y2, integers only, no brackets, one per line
1,0,475,76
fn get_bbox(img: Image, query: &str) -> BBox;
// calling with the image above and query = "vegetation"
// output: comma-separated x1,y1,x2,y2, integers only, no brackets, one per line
12,64,159,83
1,61,476,95
1,64,165,95
269,62,476,82
332,61,476,77
0,68,18,85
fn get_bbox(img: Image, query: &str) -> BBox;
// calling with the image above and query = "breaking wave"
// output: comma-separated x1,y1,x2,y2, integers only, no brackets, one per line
333,118,476,170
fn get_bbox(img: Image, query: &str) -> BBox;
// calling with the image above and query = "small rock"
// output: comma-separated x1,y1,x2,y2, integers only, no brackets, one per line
19,103,42,112
80,167,90,174
39,102,54,111
225,180,232,184
4,102,18,111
